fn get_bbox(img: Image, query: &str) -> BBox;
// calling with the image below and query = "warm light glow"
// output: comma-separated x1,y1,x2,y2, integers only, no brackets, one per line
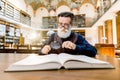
29,31,37,40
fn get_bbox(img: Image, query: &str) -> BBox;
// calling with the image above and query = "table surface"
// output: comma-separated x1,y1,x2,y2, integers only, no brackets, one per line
0,53,120,80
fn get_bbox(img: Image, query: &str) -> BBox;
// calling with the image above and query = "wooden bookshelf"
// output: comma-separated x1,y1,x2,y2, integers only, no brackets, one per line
0,21,21,48
42,14,85,29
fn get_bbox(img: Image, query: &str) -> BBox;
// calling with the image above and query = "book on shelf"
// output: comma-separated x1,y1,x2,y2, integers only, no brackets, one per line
5,53,114,71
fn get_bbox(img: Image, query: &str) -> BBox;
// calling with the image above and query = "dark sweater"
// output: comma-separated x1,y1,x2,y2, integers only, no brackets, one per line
41,32,97,57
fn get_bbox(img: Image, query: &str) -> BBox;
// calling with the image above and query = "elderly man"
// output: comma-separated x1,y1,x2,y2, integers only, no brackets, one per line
40,12,97,57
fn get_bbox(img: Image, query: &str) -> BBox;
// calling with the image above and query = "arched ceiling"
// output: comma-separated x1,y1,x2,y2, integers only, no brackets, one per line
24,0,98,11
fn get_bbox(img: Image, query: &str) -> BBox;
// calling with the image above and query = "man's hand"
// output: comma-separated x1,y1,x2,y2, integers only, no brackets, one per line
62,41,76,50
41,45,51,54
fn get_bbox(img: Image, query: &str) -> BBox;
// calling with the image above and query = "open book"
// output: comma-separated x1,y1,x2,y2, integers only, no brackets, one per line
5,53,114,71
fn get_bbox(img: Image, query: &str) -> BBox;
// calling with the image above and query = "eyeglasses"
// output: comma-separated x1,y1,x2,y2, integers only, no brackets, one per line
58,22,71,29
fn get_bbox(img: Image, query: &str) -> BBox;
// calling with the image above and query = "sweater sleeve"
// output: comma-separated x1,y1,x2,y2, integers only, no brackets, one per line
75,34,97,57
45,33,55,45
38,33,55,55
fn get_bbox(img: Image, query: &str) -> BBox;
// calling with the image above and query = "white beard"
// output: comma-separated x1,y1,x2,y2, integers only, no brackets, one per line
57,27,71,38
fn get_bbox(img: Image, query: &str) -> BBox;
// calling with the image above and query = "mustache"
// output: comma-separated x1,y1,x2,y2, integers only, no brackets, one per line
61,29,68,32
57,27,71,38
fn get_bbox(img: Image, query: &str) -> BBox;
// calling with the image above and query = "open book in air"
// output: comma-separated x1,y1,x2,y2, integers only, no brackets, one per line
5,53,114,71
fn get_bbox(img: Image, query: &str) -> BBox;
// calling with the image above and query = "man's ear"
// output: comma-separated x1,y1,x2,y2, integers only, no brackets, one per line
57,17,59,22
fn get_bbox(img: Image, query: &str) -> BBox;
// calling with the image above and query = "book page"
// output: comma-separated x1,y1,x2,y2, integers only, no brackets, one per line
13,54,60,66
5,54,64,71
58,53,109,65
58,53,78,65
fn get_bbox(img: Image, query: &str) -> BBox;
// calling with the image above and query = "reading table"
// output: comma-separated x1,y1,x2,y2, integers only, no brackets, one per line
0,53,120,80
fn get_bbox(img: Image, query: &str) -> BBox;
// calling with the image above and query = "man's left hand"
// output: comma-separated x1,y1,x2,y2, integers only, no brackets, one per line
62,41,76,50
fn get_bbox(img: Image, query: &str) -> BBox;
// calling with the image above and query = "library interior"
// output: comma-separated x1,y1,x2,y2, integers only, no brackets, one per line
0,0,120,80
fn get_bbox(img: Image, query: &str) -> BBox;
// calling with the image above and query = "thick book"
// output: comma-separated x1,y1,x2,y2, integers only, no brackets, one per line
5,53,114,71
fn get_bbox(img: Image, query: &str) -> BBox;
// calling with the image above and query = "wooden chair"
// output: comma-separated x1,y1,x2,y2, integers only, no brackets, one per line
95,44,115,57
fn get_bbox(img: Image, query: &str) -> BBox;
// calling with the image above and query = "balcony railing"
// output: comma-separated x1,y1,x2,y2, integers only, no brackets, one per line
91,0,118,28
0,0,31,26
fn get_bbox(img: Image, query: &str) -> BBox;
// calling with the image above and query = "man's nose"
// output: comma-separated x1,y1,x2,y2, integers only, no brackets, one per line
61,25,66,29
61,24,65,27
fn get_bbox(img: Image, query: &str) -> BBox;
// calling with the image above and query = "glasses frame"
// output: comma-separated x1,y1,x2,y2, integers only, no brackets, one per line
58,22,71,29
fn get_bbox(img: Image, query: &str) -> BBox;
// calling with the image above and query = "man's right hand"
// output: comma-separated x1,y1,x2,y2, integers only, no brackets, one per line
41,45,51,54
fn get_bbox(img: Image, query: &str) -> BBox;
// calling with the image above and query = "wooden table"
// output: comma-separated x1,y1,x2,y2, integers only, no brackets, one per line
0,53,120,80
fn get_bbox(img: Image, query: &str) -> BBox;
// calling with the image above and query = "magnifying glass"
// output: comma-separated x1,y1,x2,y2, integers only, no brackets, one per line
50,41,61,50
